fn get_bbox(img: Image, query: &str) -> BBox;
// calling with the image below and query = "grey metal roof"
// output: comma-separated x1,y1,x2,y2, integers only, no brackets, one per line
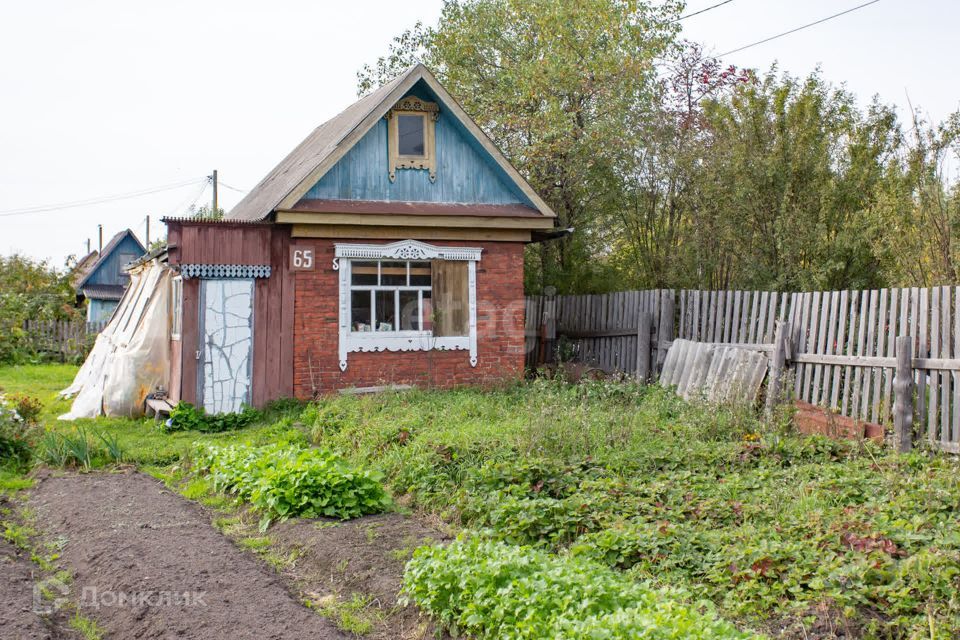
81,284,127,301
225,64,556,222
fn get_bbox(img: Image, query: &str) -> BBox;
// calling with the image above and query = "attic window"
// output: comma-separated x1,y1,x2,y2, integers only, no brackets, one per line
387,97,439,182
397,115,425,155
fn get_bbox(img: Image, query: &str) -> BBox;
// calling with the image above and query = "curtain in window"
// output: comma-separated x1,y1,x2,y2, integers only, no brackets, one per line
431,260,469,337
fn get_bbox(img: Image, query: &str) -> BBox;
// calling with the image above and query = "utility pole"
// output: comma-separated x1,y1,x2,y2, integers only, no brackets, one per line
211,169,218,216
146,215,150,247
86,238,91,254
98,224,103,252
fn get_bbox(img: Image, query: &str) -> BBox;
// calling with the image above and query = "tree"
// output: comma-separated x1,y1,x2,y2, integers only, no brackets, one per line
359,0,682,293
0,255,80,363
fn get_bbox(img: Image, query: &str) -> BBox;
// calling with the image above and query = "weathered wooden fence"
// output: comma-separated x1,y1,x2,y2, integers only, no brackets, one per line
527,286,960,453
21,319,105,362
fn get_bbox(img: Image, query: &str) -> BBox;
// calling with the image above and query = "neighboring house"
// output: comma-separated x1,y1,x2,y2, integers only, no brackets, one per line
75,229,146,323
69,250,100,289
162,64,556,413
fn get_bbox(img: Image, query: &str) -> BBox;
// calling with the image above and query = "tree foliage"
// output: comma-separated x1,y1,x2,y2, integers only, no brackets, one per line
361,0,960,293
0,254,81,364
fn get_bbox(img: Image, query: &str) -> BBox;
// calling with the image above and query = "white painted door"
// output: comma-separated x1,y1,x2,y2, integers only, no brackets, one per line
199,279,254,414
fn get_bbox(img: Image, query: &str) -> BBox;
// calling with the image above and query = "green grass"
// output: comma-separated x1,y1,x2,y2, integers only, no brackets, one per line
0,363,308,469
306,592,381,635
4,364,960,638
302,381,960,639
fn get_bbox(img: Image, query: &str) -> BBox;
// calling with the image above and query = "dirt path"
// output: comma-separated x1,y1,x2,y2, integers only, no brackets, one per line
29,471,349,640
0,537,78,640
269,513,450,640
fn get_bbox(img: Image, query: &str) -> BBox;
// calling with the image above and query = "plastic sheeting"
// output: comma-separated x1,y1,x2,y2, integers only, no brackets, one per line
59,259,171,420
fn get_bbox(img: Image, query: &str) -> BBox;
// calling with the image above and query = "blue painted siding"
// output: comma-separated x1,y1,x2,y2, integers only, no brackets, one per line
303,82,534,207
87,298,118,323
85,235,143,287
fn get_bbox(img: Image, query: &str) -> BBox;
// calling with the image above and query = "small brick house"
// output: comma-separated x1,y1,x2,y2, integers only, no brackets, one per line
163,65,557,413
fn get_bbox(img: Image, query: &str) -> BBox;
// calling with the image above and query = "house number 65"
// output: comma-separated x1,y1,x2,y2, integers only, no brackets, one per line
291,247,314,270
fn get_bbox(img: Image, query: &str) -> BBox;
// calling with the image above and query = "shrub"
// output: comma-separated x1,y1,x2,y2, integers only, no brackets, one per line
0,394,34,468
401,536,757,639
194,442,391,530
9,394,42,424
164,402,261,433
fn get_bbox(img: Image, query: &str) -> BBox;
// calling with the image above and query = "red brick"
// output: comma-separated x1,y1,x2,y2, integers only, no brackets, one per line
293,239,526,398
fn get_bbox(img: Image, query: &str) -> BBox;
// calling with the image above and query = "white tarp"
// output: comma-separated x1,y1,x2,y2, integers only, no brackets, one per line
59,259,171,420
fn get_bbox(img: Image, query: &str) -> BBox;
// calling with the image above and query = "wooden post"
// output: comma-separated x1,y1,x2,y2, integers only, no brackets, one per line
656,292,675,374
636,311,652,382
539,293,557,365
893,335,914,453
765,320,790,420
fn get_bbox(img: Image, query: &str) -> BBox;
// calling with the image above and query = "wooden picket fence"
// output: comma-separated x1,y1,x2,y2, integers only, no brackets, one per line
21,319,106,362
527,286,960,454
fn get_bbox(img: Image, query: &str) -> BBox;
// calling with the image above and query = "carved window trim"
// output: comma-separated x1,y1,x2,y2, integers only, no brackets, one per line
386,97,439,183
335,240,480,371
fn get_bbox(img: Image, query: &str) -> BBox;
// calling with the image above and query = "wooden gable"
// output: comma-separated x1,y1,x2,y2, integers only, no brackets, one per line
301,82,535,208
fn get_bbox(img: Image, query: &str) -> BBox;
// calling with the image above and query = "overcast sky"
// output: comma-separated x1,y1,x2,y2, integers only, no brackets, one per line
2,0,957,266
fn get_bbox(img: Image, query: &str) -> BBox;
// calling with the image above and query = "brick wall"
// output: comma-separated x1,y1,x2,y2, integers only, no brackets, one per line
293,238,527,397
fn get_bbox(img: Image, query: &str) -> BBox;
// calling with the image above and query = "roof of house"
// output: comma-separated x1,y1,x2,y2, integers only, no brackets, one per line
226,64,556,222
75,229,146,291
80,284,127,301
70,250,100,288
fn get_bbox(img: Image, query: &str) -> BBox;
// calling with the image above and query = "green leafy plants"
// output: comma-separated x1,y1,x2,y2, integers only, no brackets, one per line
164,402,262,434
401,536,757,639
194,442,391,531
38,428,125,469
0,393,35,468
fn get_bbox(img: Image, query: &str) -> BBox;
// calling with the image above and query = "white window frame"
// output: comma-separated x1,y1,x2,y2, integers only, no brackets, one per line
170,275,183,340
334,240,481,371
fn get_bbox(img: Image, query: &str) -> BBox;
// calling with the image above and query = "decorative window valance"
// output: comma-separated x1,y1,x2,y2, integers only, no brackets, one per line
180,264,271,279
333,240,481,268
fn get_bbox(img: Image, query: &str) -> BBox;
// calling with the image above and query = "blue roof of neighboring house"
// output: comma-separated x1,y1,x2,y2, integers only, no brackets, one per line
75,229,145,298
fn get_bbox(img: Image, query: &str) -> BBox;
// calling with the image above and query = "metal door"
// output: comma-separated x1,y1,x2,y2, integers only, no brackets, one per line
199,279,254,414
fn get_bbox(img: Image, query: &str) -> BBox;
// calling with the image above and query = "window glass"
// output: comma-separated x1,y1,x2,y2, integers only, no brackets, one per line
351,261,378,286
348,259,434,335
380,261,407,286
351,290,373,331
397,114,425,156
171,277,183,339
409,261,431,286
399,290,420,330
375,290,395,331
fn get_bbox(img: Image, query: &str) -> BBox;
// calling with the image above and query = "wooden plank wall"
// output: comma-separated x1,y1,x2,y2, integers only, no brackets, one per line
787,286,960,452
525,286,960,453
526,290,667,374
21,319,106,362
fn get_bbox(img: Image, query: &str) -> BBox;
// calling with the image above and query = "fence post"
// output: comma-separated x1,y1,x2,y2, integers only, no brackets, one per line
765,320,790,420
893,335,914,453
636,311,652,383
656,292,675,375
539,293,557,365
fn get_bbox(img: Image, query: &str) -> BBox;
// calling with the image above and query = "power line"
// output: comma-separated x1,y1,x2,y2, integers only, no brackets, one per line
217,180,247,194
719,0,882,57
675,0,735,22
0,178,206,218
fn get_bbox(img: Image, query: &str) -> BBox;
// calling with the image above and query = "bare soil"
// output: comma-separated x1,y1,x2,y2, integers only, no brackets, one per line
29,471,350,640
0,537,79,640
269,513,451,640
